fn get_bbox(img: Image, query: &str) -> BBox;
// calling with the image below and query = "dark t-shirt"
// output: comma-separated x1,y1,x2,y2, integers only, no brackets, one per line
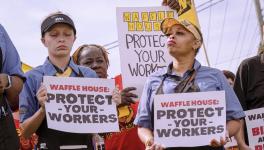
233,54,264,145
234,54,264,110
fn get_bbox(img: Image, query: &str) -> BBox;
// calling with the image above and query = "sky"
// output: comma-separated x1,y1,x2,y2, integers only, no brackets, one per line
0,0,260,78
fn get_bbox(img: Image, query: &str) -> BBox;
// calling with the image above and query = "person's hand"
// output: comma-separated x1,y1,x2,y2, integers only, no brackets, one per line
145,138,165,150
0,73,10,94
162,0,180,11
112,86,137,106
36,84,47,109
238,144,252,150
120,87,137,106
146,143,165,150
210,130,232,147
210,137,227,147
112,86,121,105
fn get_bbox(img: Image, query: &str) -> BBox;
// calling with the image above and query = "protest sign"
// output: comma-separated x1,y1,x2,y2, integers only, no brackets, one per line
245,107,264,150
116,1,201,97
43,76,119,133
154,91,226,147
116,6,174,96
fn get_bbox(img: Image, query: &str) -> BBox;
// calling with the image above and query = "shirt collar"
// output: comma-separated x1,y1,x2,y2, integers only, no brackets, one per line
42,57,81,76
162,59,201,77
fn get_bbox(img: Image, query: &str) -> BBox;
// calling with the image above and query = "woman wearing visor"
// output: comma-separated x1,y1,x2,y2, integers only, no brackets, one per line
134,18,245,150
19,12,97,150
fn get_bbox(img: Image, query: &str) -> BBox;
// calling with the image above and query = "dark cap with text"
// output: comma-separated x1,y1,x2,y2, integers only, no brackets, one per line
41,13,76,37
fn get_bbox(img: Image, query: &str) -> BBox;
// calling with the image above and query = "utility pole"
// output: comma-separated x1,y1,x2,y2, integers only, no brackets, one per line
254,0,264,42
193,0,211,67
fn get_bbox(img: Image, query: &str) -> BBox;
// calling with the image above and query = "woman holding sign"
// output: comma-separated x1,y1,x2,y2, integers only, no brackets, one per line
134,18,245,150
19,12,97,149
72,44,145,150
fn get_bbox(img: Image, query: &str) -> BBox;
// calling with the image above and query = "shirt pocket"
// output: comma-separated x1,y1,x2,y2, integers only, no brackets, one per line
197,81,221,91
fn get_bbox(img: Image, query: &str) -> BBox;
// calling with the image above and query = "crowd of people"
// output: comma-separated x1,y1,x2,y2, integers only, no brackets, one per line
0,0,263,150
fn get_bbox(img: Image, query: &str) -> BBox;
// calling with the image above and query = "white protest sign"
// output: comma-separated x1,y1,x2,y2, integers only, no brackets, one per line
244,107,264,150
43,76,119,133
154,91,226,147
116,6,174,97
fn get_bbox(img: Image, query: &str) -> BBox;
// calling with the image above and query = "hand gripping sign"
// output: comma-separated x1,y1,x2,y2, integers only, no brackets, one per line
154,91,226,147
43,76,119,133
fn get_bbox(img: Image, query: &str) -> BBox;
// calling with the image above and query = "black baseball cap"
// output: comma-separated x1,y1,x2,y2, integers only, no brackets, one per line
41,13,76,37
